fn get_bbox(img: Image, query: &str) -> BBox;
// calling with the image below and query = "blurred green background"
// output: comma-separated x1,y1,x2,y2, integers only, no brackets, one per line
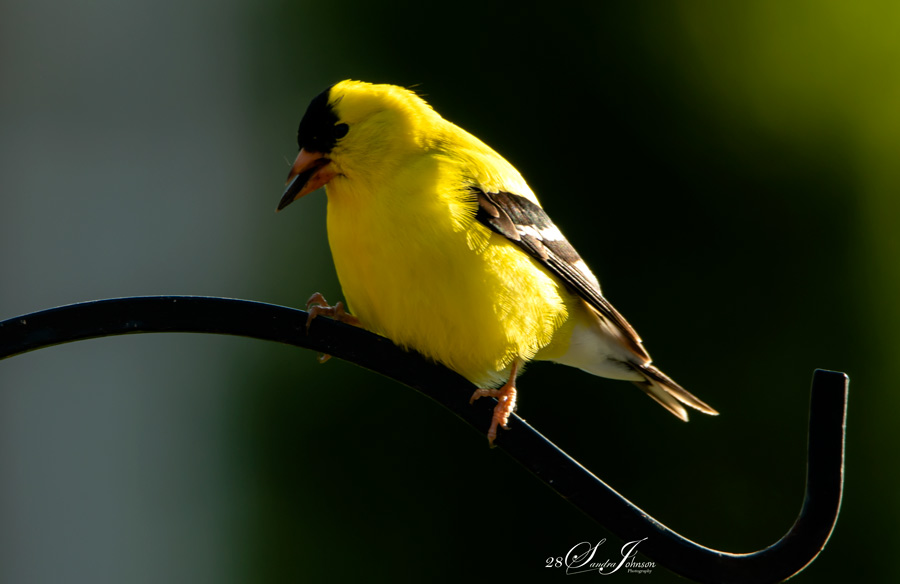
1,1,896,582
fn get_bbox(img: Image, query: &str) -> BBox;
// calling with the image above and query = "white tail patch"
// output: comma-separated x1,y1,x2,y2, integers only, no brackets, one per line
546,316,643,381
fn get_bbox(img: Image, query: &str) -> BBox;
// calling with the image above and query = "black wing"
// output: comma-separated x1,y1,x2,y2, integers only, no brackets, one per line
474,188,649,361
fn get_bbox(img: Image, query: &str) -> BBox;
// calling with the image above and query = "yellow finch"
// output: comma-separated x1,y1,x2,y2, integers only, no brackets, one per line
278,80,717,445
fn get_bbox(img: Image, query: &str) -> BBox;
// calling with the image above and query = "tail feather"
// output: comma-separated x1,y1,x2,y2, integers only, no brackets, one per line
633,365,719,421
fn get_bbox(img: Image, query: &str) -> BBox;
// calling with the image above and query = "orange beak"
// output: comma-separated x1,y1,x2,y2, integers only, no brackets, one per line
277,149,337,211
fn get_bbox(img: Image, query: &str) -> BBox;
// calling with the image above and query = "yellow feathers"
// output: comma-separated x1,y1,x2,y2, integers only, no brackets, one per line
279,80,717,443
322,127,569,387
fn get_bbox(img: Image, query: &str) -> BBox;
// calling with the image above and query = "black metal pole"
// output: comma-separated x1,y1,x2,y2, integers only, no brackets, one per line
0,296,848,583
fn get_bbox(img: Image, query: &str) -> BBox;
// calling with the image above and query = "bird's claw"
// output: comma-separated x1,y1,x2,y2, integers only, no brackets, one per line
305,292,360,333
304,292,361,363
470,382,518,448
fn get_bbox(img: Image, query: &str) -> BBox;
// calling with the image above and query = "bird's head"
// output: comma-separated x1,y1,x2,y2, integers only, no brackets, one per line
278,80,438,211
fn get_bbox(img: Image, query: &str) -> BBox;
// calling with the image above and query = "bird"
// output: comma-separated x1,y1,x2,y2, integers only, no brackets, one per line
278,80,717,445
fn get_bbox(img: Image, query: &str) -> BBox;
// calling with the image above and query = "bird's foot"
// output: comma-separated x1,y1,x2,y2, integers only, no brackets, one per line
305,292,361,363
305,292,360,330
469,360,520,447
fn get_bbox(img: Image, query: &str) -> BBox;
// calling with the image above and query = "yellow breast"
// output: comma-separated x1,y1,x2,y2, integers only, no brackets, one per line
323,158,573,387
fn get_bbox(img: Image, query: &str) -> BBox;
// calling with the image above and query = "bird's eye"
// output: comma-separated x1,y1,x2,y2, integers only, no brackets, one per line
334,123,349,139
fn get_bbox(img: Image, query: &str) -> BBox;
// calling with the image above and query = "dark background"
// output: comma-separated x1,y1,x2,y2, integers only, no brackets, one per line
2,1,895,582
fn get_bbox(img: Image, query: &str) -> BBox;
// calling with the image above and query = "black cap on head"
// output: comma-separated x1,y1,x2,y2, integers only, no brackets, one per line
297,85,349,154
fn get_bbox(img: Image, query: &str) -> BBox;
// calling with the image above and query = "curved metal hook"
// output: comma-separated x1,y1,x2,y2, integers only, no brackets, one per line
0,296,847,583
